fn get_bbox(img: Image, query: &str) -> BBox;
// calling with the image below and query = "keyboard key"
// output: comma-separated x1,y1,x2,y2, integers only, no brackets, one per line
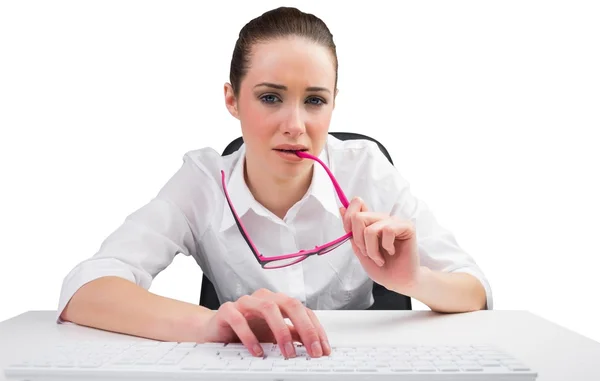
438,365,460,372
136,356,162,364
249,360,273,371
310,367,331,372
456,360,478,366
157,358,181,365
286,366,308,372
507,363,531,371
180,363,204,370
203,361,227,370
439,355,460,361
333,367,354,372
227,359,251,370
391,363,413,372
479,359,501,366
357,366,378,372
412,360,433,367
218,351,241,359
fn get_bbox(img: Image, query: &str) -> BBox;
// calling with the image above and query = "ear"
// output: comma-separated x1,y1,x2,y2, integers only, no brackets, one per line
224,83,240,119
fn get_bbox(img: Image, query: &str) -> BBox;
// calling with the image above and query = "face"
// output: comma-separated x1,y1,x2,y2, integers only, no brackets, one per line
225,36,337,181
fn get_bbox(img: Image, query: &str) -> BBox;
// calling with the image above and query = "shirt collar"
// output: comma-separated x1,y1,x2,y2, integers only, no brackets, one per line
219,144,342,233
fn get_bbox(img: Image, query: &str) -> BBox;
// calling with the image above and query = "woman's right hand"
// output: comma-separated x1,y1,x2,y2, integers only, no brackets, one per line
198,288,331,359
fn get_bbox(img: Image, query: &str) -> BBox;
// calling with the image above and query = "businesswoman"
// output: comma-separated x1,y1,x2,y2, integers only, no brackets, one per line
58,6,492,360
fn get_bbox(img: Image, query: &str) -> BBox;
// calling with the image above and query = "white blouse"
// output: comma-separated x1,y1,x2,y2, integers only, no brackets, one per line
57,136,493,321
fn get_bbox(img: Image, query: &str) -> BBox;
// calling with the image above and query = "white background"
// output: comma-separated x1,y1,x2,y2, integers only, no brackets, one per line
1,1,599,342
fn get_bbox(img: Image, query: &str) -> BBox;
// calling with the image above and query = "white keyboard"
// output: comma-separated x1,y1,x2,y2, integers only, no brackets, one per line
4,340,538,380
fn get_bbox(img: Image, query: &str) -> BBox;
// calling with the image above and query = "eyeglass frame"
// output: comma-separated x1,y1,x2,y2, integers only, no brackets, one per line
220,150,352,269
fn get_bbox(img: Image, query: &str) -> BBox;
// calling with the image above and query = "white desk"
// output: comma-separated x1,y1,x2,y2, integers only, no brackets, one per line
1,310,599,380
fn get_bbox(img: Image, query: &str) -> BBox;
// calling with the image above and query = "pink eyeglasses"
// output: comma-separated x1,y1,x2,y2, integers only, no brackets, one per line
220,150,352,269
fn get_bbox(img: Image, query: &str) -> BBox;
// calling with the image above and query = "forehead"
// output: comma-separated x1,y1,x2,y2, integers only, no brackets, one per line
243,37,336,90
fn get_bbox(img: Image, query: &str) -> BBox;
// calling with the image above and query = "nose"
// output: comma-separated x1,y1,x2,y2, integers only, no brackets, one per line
280,105,305,138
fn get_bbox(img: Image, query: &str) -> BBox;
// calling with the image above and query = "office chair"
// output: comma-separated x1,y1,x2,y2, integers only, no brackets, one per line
199,132,412,310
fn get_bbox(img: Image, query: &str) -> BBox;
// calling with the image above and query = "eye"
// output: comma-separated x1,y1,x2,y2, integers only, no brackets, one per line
260,94,281,104
306,96,326,106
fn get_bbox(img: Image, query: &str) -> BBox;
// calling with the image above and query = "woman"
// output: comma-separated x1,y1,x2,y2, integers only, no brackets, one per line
58,6,492,360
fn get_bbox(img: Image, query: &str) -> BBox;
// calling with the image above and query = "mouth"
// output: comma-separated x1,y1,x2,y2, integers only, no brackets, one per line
272,146,309,161
273,148,309,154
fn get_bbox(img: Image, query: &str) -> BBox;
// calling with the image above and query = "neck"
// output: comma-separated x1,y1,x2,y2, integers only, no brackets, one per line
244,155,313,220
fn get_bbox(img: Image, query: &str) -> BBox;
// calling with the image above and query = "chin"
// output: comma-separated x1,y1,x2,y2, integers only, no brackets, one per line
273,161,309,179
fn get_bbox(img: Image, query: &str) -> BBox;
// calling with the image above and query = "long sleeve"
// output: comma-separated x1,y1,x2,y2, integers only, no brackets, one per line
56,153,216,321
364,143,494,310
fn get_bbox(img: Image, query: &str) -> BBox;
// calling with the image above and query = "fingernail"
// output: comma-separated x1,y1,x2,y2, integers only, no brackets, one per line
375,258,384,267
253,344,263,357
285,342,295,358
311,341,323,357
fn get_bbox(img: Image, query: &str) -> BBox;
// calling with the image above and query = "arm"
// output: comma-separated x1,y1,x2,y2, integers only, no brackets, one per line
60,276,215,342
392,196,493,312
57,155,218,341
349,142,493,312
395,266,487,313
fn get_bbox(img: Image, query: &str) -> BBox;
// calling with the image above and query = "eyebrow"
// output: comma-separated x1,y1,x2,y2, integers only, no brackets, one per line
254,82,331,94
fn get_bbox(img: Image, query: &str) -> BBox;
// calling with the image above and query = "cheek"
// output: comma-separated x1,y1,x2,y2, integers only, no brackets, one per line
307,108,333,136
239,100,273,139
315,111,332,130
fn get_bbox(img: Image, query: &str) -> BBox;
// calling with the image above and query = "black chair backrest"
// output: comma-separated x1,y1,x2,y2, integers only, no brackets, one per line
199,132,412,310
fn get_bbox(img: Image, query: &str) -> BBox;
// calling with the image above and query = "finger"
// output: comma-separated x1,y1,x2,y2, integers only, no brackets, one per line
305,308,331,356
339,207,346,225
343,197,365,233
394,219,416,240
364,220,387,266
377,219,415,256
348,238,362,259
350,212,368,256
357,212,399,256
287,324,302,343
354,211,392,225
236,296,296,358
381,224,396,255
273,294,324,358
220,302,264,357
341,204,365,256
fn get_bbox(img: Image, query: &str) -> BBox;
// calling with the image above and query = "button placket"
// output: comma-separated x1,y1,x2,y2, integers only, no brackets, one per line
283,224,306,305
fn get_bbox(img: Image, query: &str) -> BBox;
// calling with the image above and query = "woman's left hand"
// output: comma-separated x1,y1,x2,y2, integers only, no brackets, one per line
340,197,421,293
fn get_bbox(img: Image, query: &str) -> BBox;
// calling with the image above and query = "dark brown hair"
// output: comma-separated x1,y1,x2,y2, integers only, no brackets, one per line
229,7,338,97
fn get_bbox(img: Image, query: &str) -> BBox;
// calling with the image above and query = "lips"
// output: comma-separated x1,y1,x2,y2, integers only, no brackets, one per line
274,148,308,153
273,144,309,153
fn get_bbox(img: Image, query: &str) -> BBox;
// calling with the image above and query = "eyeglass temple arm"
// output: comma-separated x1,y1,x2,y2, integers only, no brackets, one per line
296,151,350,208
